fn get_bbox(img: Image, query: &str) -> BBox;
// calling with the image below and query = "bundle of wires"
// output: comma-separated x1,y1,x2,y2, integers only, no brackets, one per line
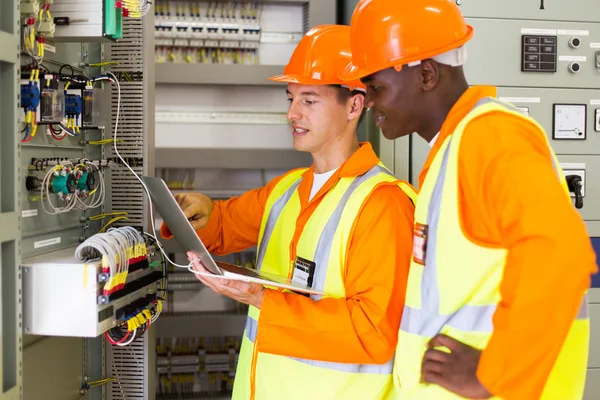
122,0,153,17
75,226,146,295
75,226,165,347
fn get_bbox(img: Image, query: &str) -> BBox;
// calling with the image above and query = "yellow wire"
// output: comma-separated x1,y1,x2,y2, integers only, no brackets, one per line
89,212,128,221
87,61,120,67
99,216,129,233
89,139,122,145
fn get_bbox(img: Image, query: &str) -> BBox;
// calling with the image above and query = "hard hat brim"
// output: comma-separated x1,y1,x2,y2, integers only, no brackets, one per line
268,74,324,85
269,74,366,91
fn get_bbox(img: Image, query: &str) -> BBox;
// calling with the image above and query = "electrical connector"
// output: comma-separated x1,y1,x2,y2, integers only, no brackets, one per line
38,19,56,37
20,0,39,15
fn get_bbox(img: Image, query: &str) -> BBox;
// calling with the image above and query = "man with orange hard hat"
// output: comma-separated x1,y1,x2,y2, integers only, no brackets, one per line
341,0,597,399
161,24,417,399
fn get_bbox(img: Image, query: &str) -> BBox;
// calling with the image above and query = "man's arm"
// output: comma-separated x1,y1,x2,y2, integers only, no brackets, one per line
160,172,291,255
256,183,414,364
463,115,597,399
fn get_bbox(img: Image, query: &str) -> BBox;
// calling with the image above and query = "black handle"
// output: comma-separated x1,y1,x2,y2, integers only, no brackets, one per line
565,175,584,209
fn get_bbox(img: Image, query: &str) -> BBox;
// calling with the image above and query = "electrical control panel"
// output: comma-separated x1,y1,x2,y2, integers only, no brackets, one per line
7,0,158,398
154,0,307,65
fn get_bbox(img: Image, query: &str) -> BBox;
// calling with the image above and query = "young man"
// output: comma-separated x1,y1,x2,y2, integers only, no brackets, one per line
341,1,597,399
161,24,417,399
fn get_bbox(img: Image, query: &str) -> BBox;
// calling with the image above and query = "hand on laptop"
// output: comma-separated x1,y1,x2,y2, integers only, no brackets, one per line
174,193,214,230
187,252,266,308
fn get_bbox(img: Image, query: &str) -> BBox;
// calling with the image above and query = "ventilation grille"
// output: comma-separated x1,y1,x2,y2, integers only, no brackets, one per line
107,337,146,399
106,17,146,228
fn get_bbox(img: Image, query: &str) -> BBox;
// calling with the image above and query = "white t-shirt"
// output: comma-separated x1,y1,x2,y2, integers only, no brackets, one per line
309,167,339,201
429,132,440,148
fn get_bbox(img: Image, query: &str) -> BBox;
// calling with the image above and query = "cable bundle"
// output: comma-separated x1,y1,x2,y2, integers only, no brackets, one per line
75,226,147,296
105,299,163,347
123,0,153,18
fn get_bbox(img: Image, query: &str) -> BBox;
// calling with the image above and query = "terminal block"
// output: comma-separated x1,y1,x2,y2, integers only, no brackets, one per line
65,94,82,119
21,83,40,112
20,0,39,15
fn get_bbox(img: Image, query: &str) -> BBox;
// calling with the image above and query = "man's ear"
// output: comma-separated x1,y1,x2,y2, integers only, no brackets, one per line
348,93,365,121
420,60,440,92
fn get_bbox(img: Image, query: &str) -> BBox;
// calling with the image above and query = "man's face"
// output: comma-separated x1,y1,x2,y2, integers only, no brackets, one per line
286,83,357,153
361,67,422,140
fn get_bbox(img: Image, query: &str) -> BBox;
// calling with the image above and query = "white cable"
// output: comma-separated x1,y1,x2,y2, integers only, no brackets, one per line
105,71,196,273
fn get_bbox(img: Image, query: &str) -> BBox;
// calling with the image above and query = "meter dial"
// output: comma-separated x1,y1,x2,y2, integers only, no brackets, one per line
553,104,586,140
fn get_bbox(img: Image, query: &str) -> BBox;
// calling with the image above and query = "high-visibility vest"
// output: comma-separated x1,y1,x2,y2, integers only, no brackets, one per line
394,97,590,399
232,164,417,400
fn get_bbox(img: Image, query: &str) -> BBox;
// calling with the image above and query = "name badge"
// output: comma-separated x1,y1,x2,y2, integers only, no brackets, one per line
292,256,316,288
413,223,428,265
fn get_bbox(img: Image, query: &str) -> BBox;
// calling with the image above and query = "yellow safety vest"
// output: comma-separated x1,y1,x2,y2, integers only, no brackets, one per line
232,163,417,400
394,97,590,399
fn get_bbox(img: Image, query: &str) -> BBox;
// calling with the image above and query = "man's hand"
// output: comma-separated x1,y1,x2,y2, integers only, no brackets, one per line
421,334,492,399
173,193,214,230
187,252,265,309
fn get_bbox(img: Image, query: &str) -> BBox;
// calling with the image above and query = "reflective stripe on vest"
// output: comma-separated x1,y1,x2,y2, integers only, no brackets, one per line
400,97,589,338
244,315,394,374
310,165,393,301
249,164,398,375
256,178,303,271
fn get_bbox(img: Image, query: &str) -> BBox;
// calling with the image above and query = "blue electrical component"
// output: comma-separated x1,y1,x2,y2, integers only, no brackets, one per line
21,83,40,112
65,94,83,118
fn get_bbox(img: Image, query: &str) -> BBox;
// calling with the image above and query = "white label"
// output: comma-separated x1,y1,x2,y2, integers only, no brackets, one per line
21,209,38,218
34,237,61,249
291,267,310,286
521,28,557,35
557,29,590,36
559,55,587,62
516,107,530,116
590,100,600,105
44,43,56,53
499,97,541,104
591,43,600,49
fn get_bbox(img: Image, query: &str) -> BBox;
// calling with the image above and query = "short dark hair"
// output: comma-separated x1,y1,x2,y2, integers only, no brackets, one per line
329,85,367,127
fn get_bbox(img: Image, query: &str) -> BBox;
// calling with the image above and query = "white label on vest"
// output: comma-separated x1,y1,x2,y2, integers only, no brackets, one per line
292,256,316,288
413,223,428,265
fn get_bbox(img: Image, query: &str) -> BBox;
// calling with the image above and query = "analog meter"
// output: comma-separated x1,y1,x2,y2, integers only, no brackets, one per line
553,104,587,140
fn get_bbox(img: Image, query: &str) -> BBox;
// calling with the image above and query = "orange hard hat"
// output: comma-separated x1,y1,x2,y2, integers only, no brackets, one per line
340,0,473,81
269,24,366,91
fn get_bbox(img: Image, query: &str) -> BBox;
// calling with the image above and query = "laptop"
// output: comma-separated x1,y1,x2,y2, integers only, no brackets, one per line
142,176,325,296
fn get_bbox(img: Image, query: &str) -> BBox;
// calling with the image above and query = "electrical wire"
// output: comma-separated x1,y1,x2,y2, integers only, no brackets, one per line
105,72,197,272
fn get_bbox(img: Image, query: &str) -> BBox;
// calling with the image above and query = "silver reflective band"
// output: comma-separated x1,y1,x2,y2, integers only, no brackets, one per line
244,316,393,374
400,97,589,338
578,295,589,320
245,315,258,342
311,165,394,301
256,178,302,271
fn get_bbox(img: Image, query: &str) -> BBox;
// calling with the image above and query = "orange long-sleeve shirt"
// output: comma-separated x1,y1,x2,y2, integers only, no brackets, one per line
161,143,415,364
422,86,598,399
